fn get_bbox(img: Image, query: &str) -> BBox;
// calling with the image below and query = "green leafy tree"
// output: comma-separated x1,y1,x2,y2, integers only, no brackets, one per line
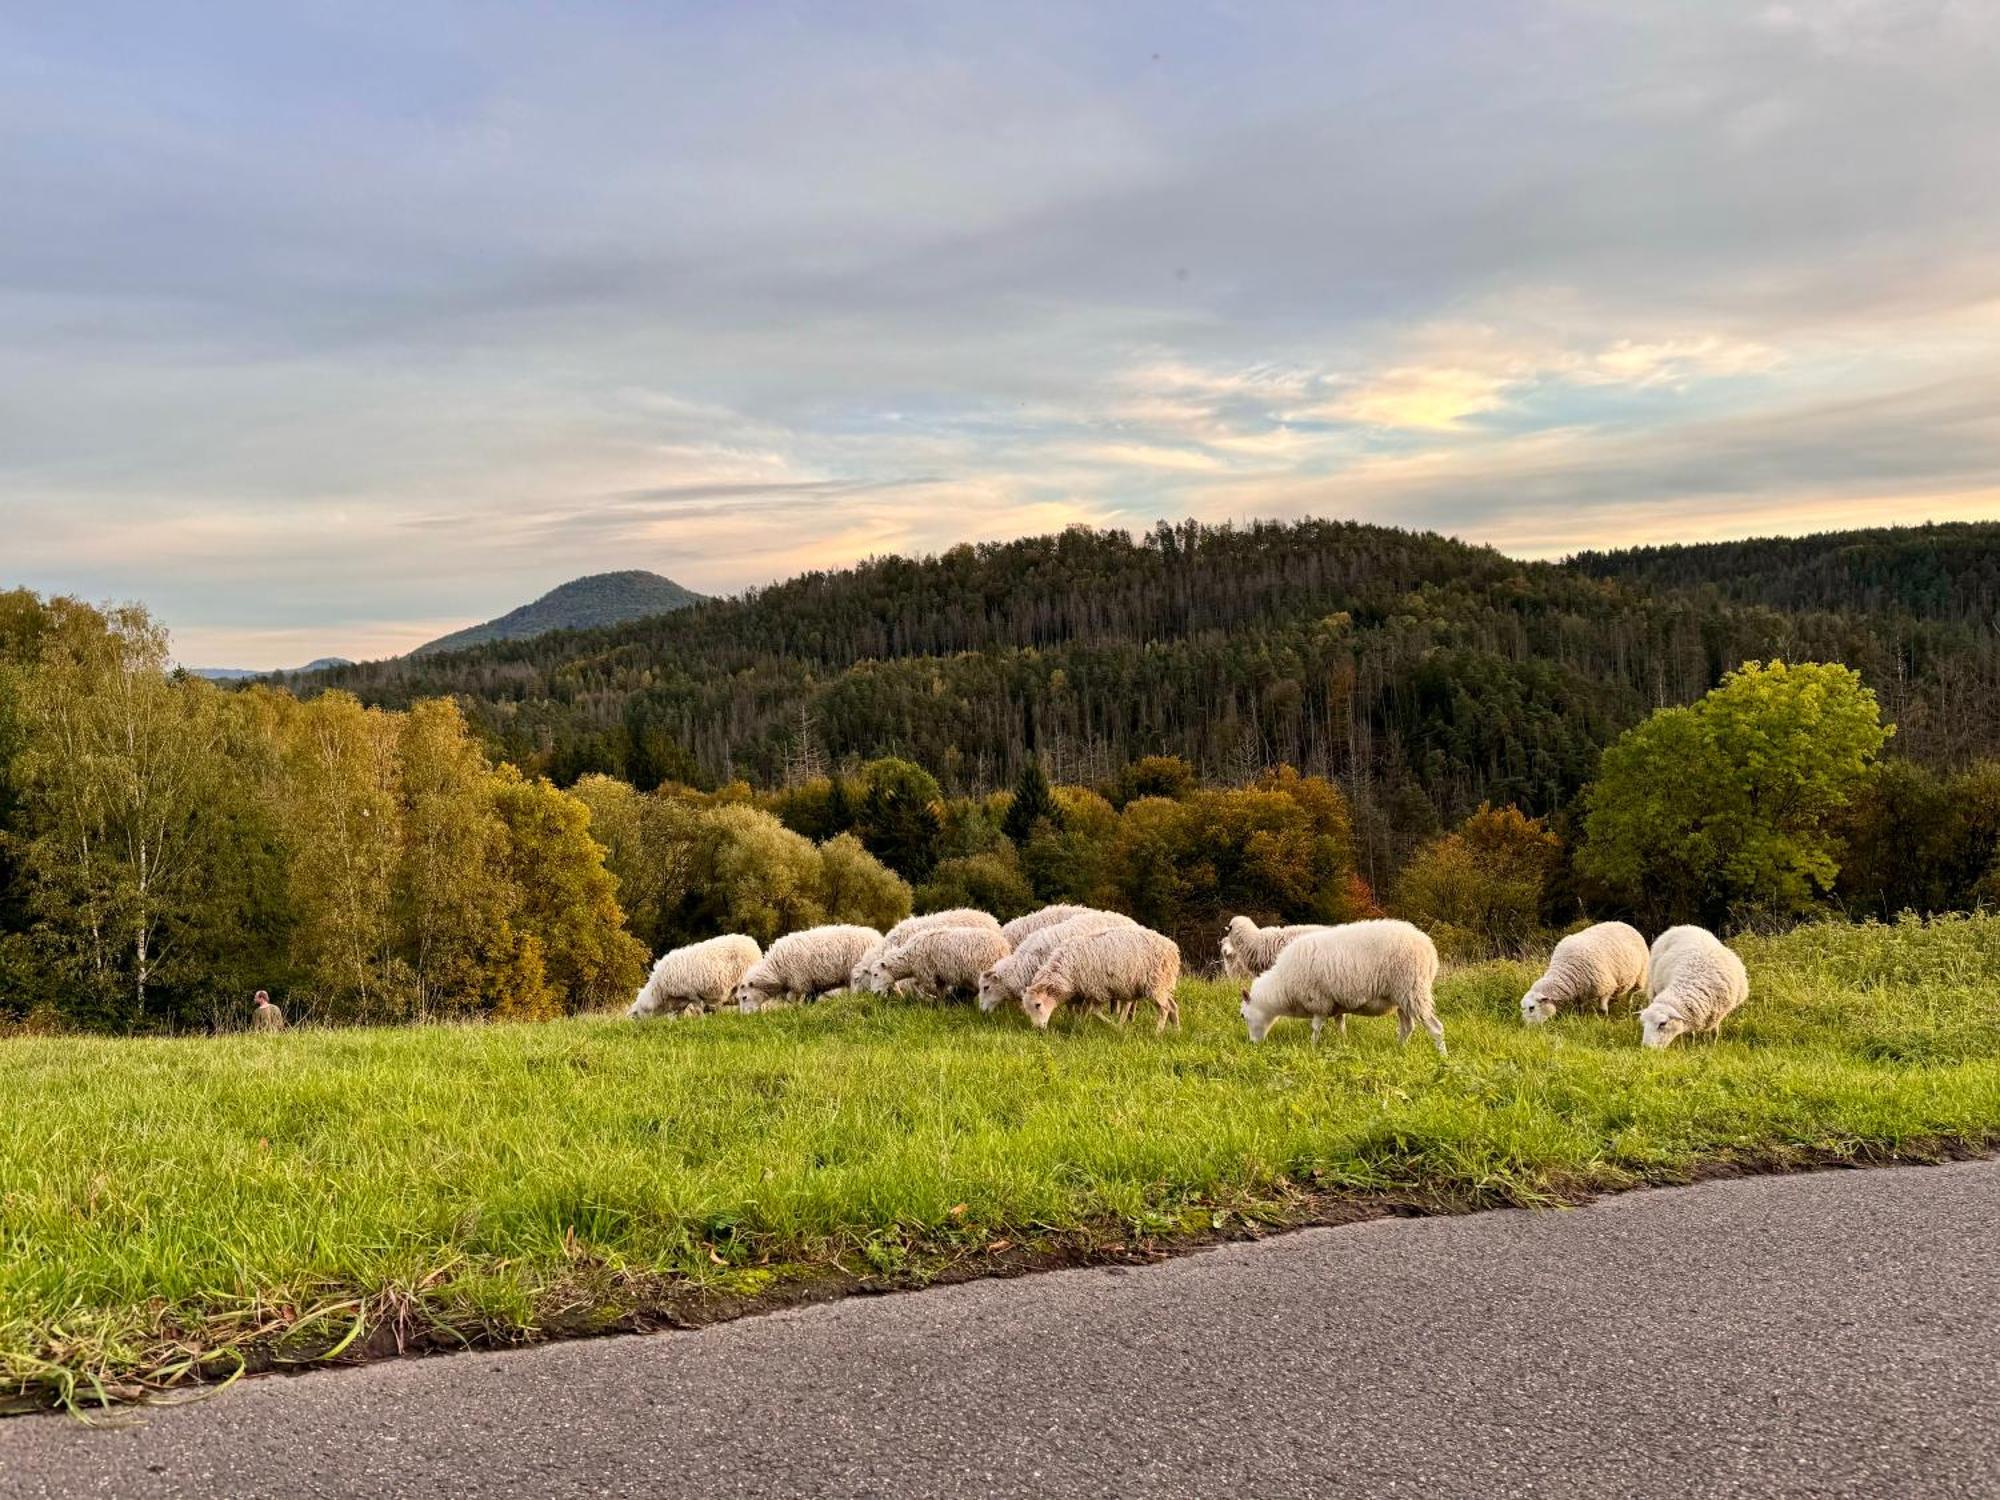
1580,661,1891,925
680,802,829,944
1108,755,1197,808
7,601,239,1028
916,849,1037,920
816,831,912,930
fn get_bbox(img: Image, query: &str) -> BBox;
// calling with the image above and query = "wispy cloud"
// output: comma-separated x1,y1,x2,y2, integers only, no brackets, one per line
5,1,1998,665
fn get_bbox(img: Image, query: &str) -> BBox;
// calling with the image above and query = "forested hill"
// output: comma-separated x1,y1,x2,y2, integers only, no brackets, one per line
411,570,704,656
1569,521,2000,624
298,518,2000,874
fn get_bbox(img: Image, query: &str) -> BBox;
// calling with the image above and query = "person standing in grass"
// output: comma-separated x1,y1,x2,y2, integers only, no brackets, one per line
251,990,286,1033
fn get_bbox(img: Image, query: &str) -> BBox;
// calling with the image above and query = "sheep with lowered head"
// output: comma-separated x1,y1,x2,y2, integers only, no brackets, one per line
999,904,1096,947
879,924,1011,1001
1241,919,1444,1055
630,934,762,1019
1638,925,1748,1048
1520,921,1649,1025
1220,916,1331,981
736,925,882,1014
852,908,1005,992
978,910,1135,1014
1022,925,1180,1033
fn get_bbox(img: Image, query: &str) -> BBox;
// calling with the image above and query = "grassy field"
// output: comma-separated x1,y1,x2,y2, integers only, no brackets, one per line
4,915,1999,1410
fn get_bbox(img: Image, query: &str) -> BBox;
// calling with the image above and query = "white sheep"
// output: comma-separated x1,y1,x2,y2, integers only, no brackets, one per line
977,910,1135,1014
999,904,1097,948
1639,925,1748,1048
1240,919,1445,1055
1022,926,1181,1034
879,924,1011,1001
1220,916,1331,981
629,934,763,1019
884,908,1003,945
1519,922,1650,1025
848,937,892,995
854,908,1005,991
736,925,882,1014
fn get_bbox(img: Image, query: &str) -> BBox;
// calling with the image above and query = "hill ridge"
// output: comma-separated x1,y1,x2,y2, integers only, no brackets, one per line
413,569,704,657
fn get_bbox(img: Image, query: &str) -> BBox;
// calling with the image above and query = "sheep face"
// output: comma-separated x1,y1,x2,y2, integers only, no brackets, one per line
1638,1001,1687,1049
1219,918,1252,981
1021,983,1062,1030
976,970,1012,1014
734,982,765,1015
627,997,651,1020
1520,990,1555,1026
1239,985,1276,1044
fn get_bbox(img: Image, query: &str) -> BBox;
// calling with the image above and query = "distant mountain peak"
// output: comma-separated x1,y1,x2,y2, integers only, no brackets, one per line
412,570,704,657
188,656,352,682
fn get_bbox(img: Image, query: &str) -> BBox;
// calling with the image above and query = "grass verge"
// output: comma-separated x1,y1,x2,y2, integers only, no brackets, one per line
4,914,1999,1411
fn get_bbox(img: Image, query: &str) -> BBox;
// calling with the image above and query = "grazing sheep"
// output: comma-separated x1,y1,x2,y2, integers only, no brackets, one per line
848,937,892,995
999,904,1097,947
1241,919,1444,1055
1639,926,1749,1048
1022,926,1181,1034
978,911,1135,1014
884,908,1003,945
736,925,882,1014
1520,922,1650,1025
852,909,1006,992
880,924,1011,1001
630,934,763,1019
1220,916,1331,981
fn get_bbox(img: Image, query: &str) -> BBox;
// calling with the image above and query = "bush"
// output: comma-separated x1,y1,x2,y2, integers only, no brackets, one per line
1395,805,1561,960
916,850,1037,919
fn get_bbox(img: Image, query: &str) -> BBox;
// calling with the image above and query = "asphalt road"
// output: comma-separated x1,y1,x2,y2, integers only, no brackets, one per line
5,1160,1999,1499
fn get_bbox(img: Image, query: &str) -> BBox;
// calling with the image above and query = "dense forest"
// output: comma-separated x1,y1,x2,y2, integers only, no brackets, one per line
294,519,2000,882
10,518,2000,1035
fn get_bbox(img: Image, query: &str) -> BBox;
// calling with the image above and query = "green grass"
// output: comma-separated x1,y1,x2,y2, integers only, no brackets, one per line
4,914,1999,1410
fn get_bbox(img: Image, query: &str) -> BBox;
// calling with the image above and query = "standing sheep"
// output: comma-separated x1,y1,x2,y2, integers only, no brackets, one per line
1022,926,1181,1034
1519,922,1649,1025
1220,916,1331,981
879,925,1011,1001
978,910,1135,1014
999,904,1097,947
630,934,763,1019
1639,926,1749,1048
1240,919,1445,1055
735,925,882,1014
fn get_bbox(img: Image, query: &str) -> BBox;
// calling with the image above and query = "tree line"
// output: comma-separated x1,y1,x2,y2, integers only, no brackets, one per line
291,519,2000,884
12,519,2000,1032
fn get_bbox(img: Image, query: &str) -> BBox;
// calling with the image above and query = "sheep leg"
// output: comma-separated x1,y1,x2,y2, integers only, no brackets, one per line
1337,1014,1348,1038
1418,1003,1447,1058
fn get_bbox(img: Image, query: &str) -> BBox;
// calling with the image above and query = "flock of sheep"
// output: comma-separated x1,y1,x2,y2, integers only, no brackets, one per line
628,905,1750,1052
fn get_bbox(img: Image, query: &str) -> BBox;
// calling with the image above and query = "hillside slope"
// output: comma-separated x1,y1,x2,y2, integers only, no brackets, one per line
413,571,704,656
300,518,2000,876
1569,521,2000,623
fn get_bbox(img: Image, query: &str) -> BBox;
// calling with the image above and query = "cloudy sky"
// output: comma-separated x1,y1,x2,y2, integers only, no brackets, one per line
6,2,1998,666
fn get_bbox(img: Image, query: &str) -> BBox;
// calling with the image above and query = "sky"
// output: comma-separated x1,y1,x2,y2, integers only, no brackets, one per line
5,2,1999,668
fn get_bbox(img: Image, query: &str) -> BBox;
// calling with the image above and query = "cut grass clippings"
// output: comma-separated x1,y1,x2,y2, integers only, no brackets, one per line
3,913,1999,1412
